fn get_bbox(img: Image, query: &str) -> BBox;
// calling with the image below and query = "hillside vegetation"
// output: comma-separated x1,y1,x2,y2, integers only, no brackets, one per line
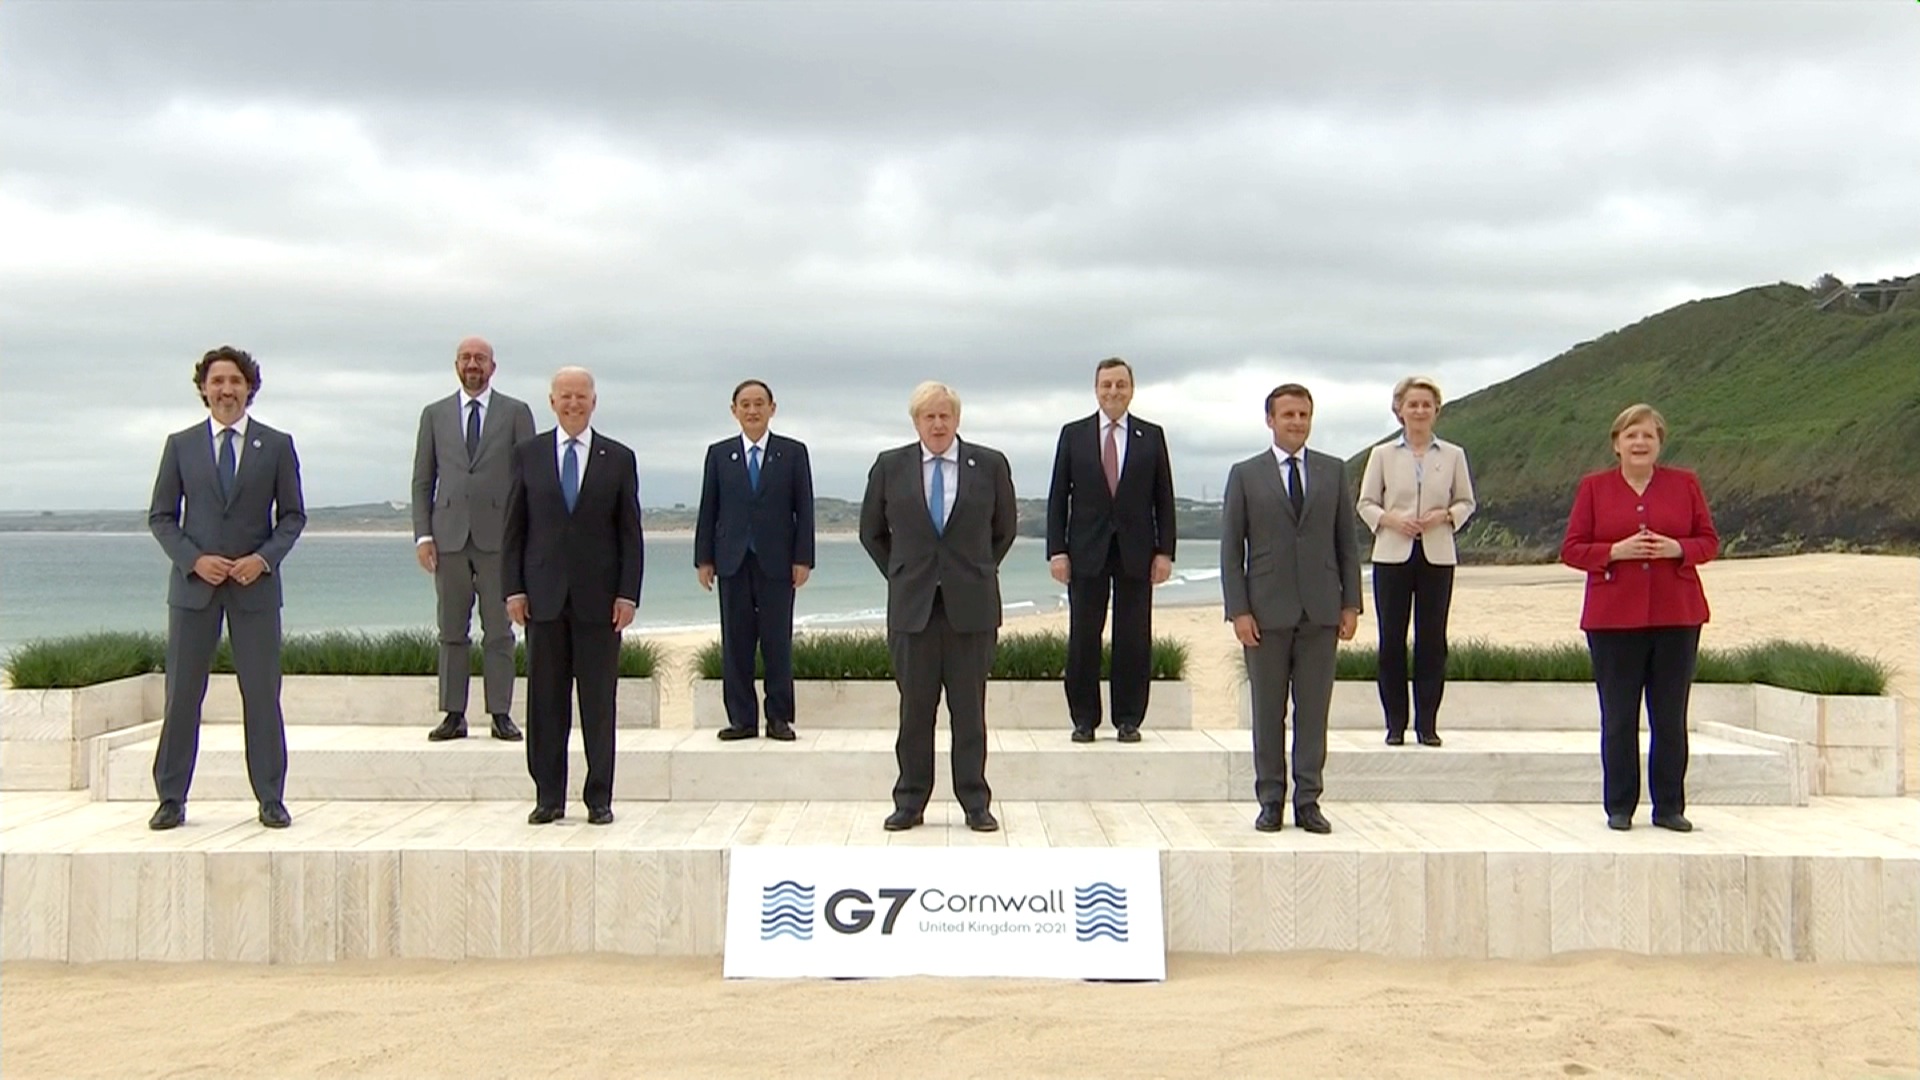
1364,281,1920,555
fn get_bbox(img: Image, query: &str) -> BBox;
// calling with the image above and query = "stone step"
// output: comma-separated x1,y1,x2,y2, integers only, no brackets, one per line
98,724,1805,805
690,680,1193,730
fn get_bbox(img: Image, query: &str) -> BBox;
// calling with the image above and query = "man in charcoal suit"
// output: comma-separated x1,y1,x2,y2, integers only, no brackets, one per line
695,378,816,741
1045,357,1177,743
411,335,537,743
859,381,1018,833
147,346,306,830
503,367,644,826
1220,383,1362,834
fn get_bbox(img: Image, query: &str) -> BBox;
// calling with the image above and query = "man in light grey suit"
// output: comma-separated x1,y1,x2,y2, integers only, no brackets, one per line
859,381,1018,833
1220,383,1362,834
411,336,537,742
147,346,306,830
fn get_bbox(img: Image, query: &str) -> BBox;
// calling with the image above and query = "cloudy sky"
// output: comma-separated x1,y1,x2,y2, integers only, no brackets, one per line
3,1,1916,510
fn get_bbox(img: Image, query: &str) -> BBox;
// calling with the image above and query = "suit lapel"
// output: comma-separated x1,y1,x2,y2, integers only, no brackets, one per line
1256,451,1292,525
475,394,508,462
227,423,270,505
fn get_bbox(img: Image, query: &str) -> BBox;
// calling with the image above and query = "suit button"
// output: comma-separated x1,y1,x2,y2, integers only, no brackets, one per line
1636,505,1643,512
1642,563,1650,570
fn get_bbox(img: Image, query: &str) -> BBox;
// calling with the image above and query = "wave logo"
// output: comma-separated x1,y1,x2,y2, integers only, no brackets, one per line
760,880,815,941
1074,882,1128,943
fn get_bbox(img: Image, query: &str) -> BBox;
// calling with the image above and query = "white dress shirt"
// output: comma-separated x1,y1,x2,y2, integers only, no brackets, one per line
740,432,770,462
555,426,595,491
461,387,493,436
921,442,959,528
207,414,250,471
1269,443,1308,496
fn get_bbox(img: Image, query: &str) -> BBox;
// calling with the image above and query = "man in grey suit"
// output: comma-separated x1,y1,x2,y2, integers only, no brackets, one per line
147,346,306,830
1220,383,1361,834
411,336,537,742
859,381,1018,833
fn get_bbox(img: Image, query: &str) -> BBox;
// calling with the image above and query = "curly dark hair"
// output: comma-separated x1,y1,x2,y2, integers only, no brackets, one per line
193,346,261,406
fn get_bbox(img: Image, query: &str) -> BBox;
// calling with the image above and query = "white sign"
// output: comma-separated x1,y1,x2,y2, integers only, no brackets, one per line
723,846,1165,980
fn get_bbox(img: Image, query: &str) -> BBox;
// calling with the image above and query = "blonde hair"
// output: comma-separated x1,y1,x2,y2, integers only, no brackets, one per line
1610,403,1666,447
1392,376,1442,411
908,381,961,421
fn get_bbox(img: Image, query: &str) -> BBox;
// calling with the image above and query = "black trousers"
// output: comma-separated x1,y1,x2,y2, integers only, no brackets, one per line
888,592,994,815
718,552,797,733
1586,626,1699,819
526,601,620,812
1371,540,1456,737
1065,540,1153,732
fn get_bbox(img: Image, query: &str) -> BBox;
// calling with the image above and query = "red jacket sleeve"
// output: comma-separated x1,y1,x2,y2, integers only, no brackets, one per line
1676,471,1719,568
1559,475,1611,572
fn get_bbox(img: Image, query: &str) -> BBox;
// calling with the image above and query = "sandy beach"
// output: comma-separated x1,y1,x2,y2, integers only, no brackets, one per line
3,553,1915,1080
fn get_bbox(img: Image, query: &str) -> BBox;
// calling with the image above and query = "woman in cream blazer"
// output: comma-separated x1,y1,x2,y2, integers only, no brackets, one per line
1356,377,1477,746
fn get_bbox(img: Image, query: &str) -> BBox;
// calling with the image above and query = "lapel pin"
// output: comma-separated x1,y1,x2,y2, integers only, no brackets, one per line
730,452,739,461
252,439,262,448
967,458,976,467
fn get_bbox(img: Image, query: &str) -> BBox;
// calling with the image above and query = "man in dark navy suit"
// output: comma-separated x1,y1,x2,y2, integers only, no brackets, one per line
1045,358,1177,744
503,366,644,826
695,379,817,741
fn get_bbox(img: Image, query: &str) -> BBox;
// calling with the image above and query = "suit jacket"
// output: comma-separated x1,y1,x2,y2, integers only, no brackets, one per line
1044,413,1176,577
410,390,537,553
1560,466,1717,631
148,418,306,612
693,433,817,577
1355,436,1477,565
1220,447,1362,629
858,437,1018,634
502,429,644,623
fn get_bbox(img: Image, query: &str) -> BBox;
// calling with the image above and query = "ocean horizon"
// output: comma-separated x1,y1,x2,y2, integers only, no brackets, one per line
0,532,1225,656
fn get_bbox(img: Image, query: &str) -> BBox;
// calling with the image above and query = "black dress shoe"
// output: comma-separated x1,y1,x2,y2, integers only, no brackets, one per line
1070,728,1096,743
1606,813,1632,831
428,713,468,741
258,802,292,829
1116,727,1142,744
149,800,185,831
766,719,796,742
1651,813,1692,833
587,806,614,826
964,808,999,832
716,727,758,741
490,714,523,741
1384,731,1406,746
1253,805,1284,832
1417,732,1443,747
883,808,924,831
1294,805,1332,834
528,805,565,825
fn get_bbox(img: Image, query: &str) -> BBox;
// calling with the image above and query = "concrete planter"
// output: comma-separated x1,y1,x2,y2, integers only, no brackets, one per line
691,679,1193,731
200,675,660,730
1235,681,1754,732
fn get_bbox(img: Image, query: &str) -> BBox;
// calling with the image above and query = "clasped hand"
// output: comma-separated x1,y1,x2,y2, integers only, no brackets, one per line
1610,529,1682,562
194,553,267,586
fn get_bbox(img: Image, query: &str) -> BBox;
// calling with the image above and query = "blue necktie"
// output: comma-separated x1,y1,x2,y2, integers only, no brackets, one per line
465,400,482,461
747,445,761,492
562,439,580,512
217,428,237,501
929,456,945,537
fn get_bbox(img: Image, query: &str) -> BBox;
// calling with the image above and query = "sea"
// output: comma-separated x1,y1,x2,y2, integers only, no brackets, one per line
0,533,1225,656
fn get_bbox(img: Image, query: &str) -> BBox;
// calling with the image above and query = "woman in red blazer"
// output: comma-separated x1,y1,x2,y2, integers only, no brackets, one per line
1560,404,1719,833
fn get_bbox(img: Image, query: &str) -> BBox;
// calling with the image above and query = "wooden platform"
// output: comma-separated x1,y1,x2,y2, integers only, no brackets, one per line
3,793,1912,964
93,725,1807,804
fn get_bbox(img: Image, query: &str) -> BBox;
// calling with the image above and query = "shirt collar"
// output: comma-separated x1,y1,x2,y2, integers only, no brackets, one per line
1394,432,1442,450
741,431,771,454
1270,443,1306,464
1099,411,1129,433
208,415,250,439
558,426,594,450
460,388,493,411
921,440,959,464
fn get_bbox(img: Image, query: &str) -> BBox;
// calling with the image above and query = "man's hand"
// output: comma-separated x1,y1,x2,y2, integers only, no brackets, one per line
792,565,811,588
1337,608,1359,641
192,554,235,585
613,599,636,632
1381,511,1422,538
697,563,715,591
1232,613,1261,647
416,540,439,573
1150,554,1173,585
1048,555,1070,585
229,554,269,586
506,595,528,626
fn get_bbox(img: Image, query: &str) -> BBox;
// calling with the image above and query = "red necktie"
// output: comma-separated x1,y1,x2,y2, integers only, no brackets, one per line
1102,422,1120,495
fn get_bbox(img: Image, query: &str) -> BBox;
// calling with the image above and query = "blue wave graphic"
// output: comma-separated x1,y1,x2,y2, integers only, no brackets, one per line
760,880,816,941
1074,881,1129,943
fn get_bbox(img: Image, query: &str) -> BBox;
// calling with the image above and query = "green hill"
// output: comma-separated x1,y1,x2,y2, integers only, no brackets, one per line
1356,280,1920,556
